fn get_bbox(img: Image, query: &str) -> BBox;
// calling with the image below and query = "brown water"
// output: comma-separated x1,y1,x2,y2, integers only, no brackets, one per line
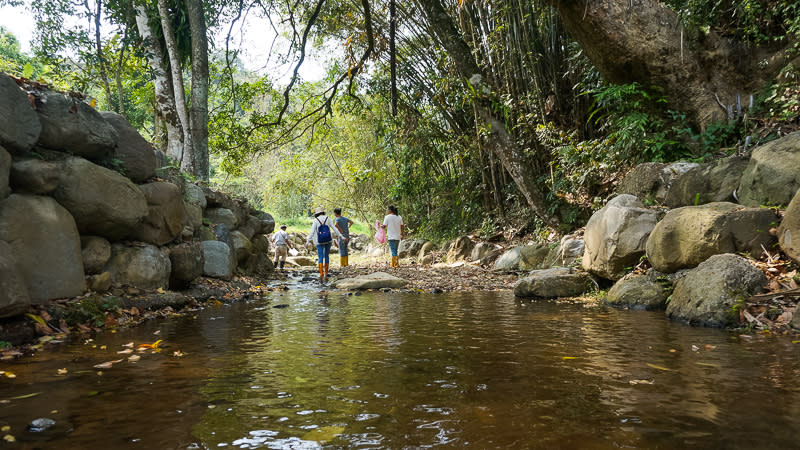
1,283,800,449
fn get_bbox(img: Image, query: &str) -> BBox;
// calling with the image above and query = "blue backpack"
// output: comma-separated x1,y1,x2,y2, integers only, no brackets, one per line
316,217,332,243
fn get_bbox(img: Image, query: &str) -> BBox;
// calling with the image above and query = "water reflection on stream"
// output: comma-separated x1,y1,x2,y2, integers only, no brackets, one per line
2,282,800,449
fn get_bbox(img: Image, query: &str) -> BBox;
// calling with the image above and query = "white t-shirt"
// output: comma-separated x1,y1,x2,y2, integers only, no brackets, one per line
383,214,404,240
273,230,290,246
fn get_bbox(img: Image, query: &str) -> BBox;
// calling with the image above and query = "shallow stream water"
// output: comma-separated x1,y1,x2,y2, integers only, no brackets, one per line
2,279,800,449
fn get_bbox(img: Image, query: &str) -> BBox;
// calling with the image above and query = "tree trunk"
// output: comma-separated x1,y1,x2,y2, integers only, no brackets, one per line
186,0,209,181
156,0,193,172
93,0,114,111
546,0,791,127
134,4,183,161
416,0,560,228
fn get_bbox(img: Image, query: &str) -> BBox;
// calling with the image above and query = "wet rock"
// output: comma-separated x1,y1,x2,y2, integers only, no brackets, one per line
80,236,111,274
738,133,800,207
446,236,475,262
778,188,800,264
0,74,41,153
513,267,594,299
582,194,658,280
231,230,254,264
617,161,698,203
28,418,56,432
0,241,30,318
399,239,427,258
605,274,669,310
9,158,60,194
666,253,766,327
52,157,148,240
135,181,186,245
494,244,553,271
0,194,85,302
98,111,157,183
665,156,749,207
646,202,777,273
288,256,316,267
35,91,118,159
169,242,204,289
0,146,10,198
334,272,409,290
202,240,235,279
204,207,238,230
104,243,171,290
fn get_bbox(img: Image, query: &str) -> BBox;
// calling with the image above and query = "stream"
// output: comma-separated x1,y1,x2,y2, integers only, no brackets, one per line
1,278,799,449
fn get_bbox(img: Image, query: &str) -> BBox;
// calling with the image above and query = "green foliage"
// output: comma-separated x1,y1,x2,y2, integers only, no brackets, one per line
0,341,11,349
64,296,120,328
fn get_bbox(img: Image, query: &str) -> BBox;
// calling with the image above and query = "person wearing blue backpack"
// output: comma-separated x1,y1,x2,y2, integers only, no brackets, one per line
306,206,341,281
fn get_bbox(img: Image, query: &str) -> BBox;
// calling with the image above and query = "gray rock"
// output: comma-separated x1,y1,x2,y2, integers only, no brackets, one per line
666,254,766,327
35,91,118,159
0,194,84,302
238,215,261,240
0,146,9,198
418,241,438,259
399,238,427,258
334,272,409,290
606,274,669,310
184,202,202,234
204,207,238,230
446,236,475,262
617,161,699,203
99,111,157,183
738,133,800,207
87,271,112,292
493,244,553,271
198,226,216,242
203,188,249,225
135,181,186,245
779,188,800,264
582,194,658,280
230,230,254,264
168,242,203,289
243,252,275,276
9,158,60,194
202,240,235,279
52,157,148,240
251,234,271,254
81,236,111,275
559,235,585,266
184,183,207,208
104,243,171,290
665,156,749,208
513,267,594,299
288,256,317,266
0,74,41,153
0,241,31,318
471,242,499,261
646,202,777,273
254,210,275,234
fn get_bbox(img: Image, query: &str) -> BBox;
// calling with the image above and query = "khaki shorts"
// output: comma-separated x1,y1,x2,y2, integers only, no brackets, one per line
275,245,288,262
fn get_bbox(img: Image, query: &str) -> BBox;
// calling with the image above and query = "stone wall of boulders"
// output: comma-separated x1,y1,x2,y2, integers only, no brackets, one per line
0,73,276,319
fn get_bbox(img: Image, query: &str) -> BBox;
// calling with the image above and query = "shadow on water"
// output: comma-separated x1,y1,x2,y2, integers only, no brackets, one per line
1,283,800,448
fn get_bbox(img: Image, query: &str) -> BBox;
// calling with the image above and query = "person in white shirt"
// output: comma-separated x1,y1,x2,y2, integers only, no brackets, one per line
272,225,293,271
381,205,404,268
306,206,341,281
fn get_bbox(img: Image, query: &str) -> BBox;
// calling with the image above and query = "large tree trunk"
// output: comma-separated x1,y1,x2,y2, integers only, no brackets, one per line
156,0,194,173
417,0,560,228
186,0,209,181
134,4,184,161
547,0,790,127
93,0,113,111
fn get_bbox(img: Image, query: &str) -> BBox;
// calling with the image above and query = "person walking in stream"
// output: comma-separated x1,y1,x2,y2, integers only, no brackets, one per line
381,205,404,268
333,208,354,267
272,224,293,271
307,206,341,281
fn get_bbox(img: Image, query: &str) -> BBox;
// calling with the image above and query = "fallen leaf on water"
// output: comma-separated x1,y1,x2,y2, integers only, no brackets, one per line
669,349,677,353
137,340,163,350
122,342,134,348
100,345,107,350
156,287,165,294
153,330,161,335
10,392,40,400
93,359,123,369
57,368,68,375
646,363,675,372
629,379,654,385
127,355,141,362
172,351,185,357
25,313,47,327
3,372,16,379
117,349,133,355
792,340,800,344
88,390,99,396
691,345,700,351
696,362,719,367
561,356,578,360
704,344,716,350
3,434,15,443
0,426,7,432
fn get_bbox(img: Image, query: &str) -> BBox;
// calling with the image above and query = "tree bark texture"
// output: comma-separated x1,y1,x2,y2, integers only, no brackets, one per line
134,4,184,161
187,0,209,181
547,0,789,127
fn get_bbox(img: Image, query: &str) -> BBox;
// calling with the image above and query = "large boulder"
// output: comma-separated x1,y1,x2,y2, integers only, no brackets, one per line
168,242,204,289
99,111,157,183
202,240,235,279
0,194,84,302
617,162,698,203
334,272,408,290
493,244,553,271
582,195,658,280
418,241,438,259
471,242,500,262
243,253,275,276
558,235,585,266
253,210,275,234
399,239,427,258
738,133,800,207
52,157,148,240
81,236,111,275
646,202,777,273
513,267,594,299
0,74,41,153
605,274,669,310
778,188,800,264
184,183,207,209
204,207,238,230
9,158,60,194
203,188,249,225
237,215,262,240
0,146,9,198
666,254,766,327
135,181,186,245
230,230,254,264
665,156,749,208
0,241,31,318
35,91,118,159
251,234,271,254
446,236,475,262
104,244,171,290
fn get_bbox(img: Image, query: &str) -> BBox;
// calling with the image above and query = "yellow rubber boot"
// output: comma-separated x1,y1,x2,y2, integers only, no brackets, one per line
391,256,399,268
341,256,348,267
318,263,324,280
324,263,329,276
